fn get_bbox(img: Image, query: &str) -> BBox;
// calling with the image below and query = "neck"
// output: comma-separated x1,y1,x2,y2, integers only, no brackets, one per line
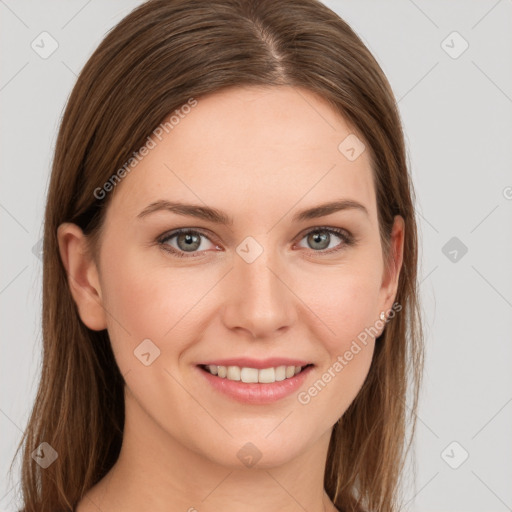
79,388,337,512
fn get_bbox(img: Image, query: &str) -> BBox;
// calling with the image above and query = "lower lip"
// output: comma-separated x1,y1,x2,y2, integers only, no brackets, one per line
196,365,314,405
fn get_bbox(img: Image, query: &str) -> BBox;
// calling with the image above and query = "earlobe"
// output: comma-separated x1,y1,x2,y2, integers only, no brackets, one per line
57,222,108,331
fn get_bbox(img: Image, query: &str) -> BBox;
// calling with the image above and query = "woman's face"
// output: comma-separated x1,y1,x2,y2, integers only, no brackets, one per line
62,85,403,469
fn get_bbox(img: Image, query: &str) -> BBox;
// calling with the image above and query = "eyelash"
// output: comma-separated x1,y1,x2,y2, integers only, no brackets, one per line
157,226,355,259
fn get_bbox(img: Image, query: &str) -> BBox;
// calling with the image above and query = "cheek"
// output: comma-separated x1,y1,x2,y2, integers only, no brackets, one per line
297,257,383,348
295,277,378,427
292,260,381,413
98,244,202,371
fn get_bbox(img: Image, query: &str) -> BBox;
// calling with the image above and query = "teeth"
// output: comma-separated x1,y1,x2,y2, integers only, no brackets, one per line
274,366,286,381
206,364,306,383
258,367,275,383
227,366,241,381
241,367,259,383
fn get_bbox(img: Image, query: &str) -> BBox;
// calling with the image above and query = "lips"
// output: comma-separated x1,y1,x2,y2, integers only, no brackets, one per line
196,363,314,404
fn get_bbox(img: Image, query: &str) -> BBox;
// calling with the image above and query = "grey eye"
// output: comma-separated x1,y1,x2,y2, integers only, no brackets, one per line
298,229,346,252
175,232,202,252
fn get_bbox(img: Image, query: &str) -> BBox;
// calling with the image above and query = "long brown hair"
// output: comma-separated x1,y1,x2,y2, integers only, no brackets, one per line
11,1,424,511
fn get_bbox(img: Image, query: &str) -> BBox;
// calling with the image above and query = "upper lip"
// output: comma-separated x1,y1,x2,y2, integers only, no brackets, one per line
198,358,313,369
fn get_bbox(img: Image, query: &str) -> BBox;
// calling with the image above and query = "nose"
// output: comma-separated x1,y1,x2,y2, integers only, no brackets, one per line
220,242,298,339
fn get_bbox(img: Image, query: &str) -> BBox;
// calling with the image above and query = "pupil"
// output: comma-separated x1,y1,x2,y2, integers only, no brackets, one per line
179,233,200,251
310,232,328,250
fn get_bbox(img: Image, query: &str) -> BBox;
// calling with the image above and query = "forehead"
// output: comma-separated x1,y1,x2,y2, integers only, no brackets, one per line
109,85,377,224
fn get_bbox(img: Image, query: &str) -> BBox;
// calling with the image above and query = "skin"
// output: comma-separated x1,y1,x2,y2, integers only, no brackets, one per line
59,85,404,512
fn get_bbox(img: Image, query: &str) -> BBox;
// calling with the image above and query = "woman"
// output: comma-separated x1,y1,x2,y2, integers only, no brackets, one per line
12,0,424,511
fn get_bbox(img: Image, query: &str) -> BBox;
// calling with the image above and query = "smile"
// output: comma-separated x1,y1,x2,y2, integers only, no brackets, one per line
200,364,313,383
196,363,315,404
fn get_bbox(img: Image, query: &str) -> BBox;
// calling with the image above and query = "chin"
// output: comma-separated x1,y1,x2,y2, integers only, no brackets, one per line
201,431,313,470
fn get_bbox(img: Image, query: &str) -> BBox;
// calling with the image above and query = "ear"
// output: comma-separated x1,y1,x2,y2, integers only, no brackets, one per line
378,215,405,318
57,222,108,331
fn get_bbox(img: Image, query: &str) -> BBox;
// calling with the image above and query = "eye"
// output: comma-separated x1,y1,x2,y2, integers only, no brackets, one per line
158,228,218,258
296,227,354,254
158,226,355,259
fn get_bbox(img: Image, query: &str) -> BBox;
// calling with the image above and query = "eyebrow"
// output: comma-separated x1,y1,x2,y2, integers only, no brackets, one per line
137,198,369,225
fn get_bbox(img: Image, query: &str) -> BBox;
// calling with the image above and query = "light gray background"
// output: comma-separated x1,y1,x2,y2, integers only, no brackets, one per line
1,1,511,511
